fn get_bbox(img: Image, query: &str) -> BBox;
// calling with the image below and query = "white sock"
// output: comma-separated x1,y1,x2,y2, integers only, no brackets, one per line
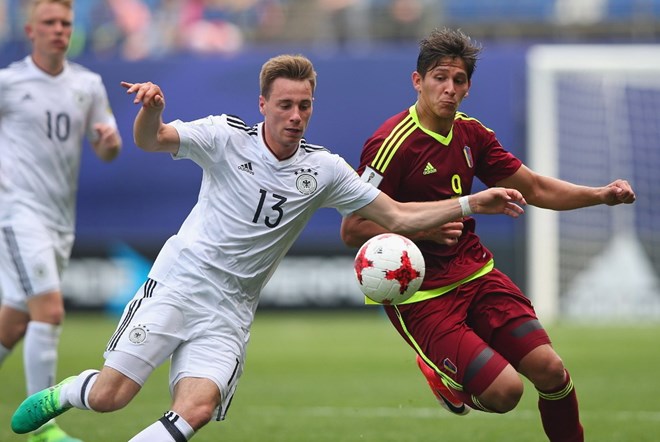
61,369,100,410
23,321,61,394
128,411,195,441
0,342,11,366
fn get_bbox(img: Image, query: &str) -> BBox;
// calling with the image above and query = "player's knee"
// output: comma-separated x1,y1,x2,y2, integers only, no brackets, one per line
519,345,567,391
171,390,220,430
28,297,65,325
171,377,222,430
488,381,524,413
181,404,216,430
40,308,65,325
480,368,524,413
535,356,567,391
1,322,28,348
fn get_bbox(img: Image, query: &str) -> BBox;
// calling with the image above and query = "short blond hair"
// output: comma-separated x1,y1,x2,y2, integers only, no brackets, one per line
259,54,317,99
26,0,74,22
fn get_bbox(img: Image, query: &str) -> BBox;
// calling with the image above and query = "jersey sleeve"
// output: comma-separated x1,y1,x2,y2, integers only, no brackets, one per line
170,115,227,167
325,155,380,216
473,127,522,187
356,130,405,198
86,74,118,143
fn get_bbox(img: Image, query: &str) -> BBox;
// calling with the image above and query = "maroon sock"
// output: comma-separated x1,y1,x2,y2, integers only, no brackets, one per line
537,369,584,442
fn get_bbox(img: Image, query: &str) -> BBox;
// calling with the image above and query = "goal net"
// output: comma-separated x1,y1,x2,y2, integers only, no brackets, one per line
527,45,660,323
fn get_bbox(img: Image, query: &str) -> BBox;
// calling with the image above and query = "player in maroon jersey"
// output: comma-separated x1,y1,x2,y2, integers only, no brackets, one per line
341,28,636,442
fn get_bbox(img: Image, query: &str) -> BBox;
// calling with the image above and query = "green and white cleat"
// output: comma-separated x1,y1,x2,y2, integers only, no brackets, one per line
26,422,83,442
11,377,76,434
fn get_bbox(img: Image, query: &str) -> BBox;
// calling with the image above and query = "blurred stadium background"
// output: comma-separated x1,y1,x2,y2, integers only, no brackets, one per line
1,0,659,319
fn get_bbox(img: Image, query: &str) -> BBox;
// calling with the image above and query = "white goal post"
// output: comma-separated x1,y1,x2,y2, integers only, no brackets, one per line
527,45,660,323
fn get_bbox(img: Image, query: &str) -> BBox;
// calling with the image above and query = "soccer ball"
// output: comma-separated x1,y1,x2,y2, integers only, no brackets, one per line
354,233,425,305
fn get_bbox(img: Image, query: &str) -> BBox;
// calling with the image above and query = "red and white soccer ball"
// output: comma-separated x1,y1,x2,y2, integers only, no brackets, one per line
354,233,425,305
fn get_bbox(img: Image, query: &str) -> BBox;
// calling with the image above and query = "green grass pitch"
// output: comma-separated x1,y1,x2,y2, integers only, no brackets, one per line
1,311,659,441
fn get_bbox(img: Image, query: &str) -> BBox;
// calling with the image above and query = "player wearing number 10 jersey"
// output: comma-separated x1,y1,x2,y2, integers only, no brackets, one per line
0,2,121,442
0,56,119,230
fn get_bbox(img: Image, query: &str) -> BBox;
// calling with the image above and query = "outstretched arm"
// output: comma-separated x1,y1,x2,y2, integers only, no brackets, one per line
121,81,180,154
349,187,525,247
498,164,636,210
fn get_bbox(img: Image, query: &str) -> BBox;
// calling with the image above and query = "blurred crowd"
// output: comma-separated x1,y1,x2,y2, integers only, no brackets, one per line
1,0,444,60
2,0,660,60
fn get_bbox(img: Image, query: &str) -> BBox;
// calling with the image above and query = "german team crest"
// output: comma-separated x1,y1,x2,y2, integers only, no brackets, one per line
294,168,318,195
73,89,86,105
128,324,149,345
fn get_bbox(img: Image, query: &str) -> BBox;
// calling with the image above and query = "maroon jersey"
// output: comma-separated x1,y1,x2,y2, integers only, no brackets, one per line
357,105,522,290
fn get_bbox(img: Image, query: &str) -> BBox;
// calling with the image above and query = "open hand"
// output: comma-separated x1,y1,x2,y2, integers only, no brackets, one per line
121,81,165,109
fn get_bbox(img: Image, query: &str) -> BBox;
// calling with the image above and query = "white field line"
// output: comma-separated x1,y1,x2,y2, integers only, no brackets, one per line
248,406,660,422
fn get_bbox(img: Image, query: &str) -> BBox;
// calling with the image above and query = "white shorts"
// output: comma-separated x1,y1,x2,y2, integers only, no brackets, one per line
103,279,249,421
0,217,74,312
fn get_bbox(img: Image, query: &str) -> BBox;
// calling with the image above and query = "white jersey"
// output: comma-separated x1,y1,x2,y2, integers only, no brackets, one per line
149,115,379,329
0,56,118,232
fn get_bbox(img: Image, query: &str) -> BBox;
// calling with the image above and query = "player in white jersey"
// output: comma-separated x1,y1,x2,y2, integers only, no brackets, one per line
0,2,122,442
11,54,525,441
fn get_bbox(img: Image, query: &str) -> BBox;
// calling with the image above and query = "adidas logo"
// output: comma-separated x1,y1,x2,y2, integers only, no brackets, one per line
21,93,33,101
423,162,437,175
238,162,254,175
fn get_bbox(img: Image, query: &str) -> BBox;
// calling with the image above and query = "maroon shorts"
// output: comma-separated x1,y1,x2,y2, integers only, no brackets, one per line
384,269,551,396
